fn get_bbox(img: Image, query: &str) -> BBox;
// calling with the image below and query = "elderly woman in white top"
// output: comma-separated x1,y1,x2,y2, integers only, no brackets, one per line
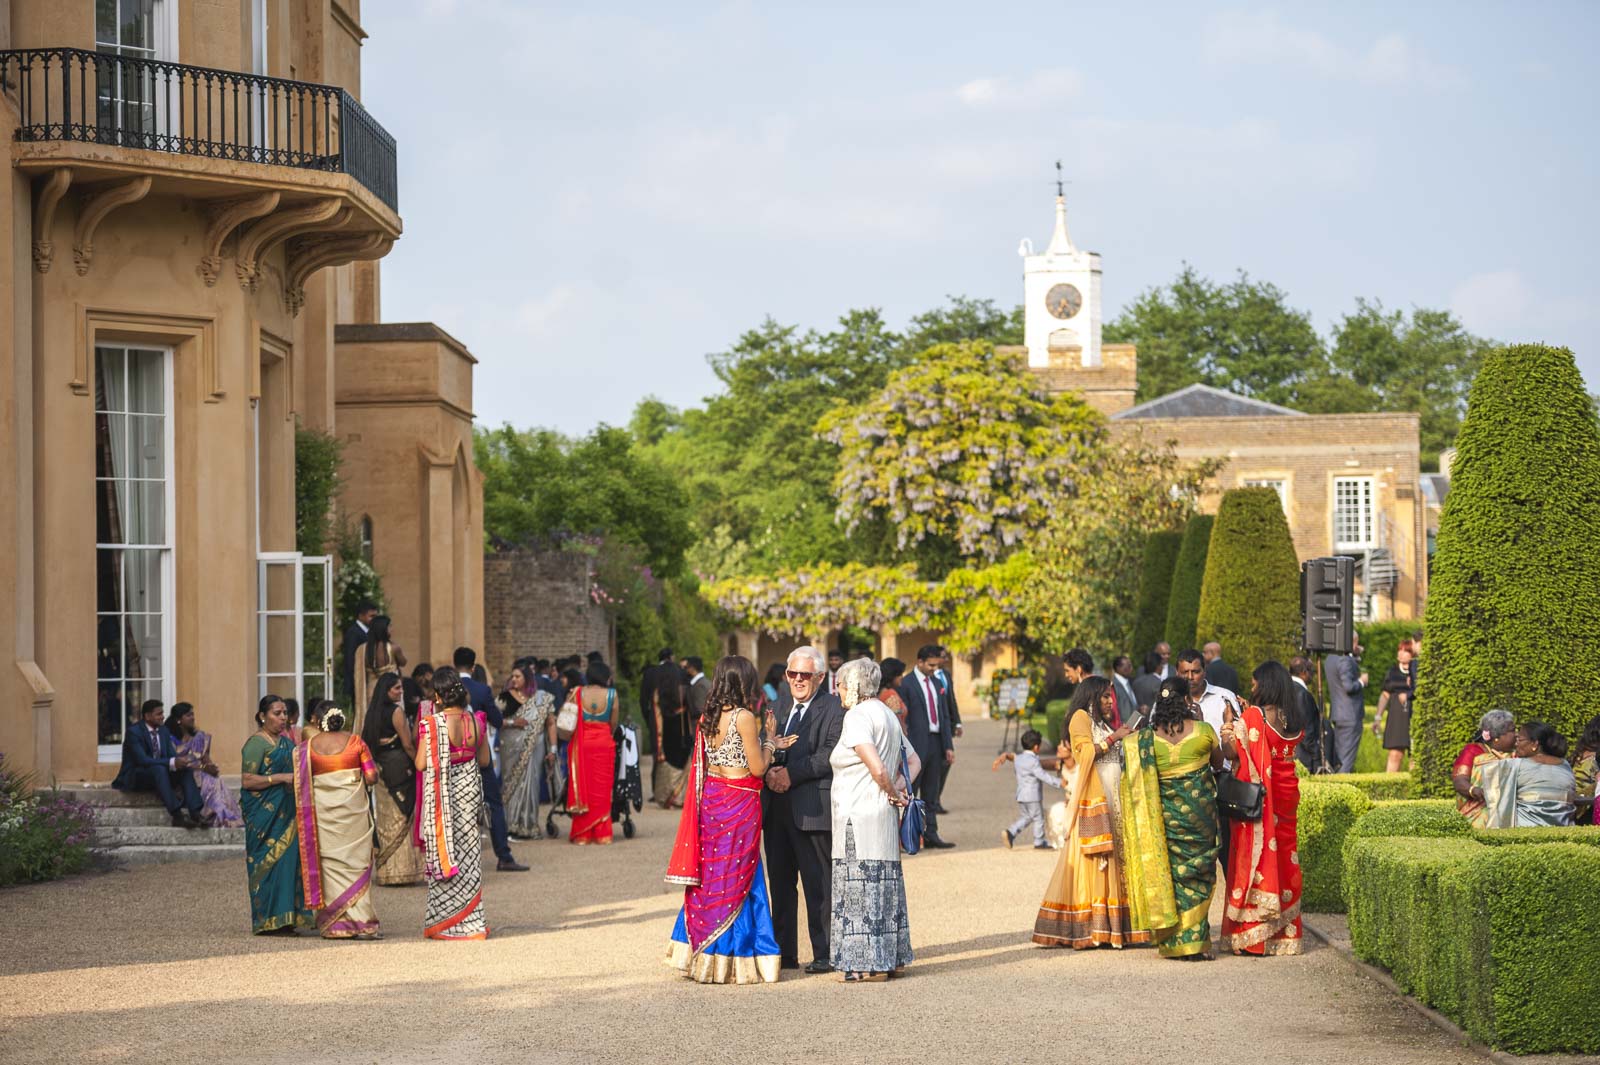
829,657,920,982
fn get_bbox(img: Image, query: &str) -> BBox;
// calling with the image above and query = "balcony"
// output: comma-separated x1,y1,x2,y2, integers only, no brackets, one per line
0,47,399,304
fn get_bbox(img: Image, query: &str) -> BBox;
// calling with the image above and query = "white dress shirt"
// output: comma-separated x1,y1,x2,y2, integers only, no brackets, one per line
1193,682,1239,767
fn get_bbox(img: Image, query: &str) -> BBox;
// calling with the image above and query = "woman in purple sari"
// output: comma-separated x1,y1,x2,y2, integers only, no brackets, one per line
166,702,243,827
664,655,785,984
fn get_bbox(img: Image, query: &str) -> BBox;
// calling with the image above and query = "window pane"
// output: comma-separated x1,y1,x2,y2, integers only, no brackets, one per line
119,0,155,53
95,412,129,483
95,347,126,412
125,612,162,683
127,349,164,413
97,551,124,614
129,414,164,477
96,0,119,46
123,480,164,545
262,562,297,613
123,548,163,613
96,479,122,544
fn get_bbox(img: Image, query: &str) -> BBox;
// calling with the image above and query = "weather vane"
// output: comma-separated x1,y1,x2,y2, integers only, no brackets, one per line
1055,159,1065,197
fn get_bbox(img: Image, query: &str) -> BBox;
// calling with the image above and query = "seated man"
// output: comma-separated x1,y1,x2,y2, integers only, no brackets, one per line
112,699,203,828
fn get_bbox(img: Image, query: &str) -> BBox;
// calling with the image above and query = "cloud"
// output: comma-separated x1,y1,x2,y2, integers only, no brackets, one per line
1203,10,1464,90
956,68,1083,108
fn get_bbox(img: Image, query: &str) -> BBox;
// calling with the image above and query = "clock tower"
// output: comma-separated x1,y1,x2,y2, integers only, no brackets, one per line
1021,192,1102,368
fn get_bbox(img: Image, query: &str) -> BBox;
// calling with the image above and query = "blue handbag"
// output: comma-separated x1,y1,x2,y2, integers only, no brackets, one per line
898,749,926,855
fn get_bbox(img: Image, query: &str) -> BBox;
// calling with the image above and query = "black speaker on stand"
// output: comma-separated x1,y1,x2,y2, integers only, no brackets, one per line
1301,556,1355,655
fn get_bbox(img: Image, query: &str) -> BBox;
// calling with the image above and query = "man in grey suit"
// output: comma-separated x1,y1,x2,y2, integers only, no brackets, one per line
1323,637,1368,773
1110,654,1139,724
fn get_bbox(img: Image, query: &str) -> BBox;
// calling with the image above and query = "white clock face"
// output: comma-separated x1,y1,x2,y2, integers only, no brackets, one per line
1046,283,1082,320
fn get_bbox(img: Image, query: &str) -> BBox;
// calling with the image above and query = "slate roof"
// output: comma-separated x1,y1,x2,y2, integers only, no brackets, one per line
1111,382,1306,420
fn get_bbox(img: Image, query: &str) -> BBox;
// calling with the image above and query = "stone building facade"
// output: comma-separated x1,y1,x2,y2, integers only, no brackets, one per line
483,549,613,683
0,2,482,782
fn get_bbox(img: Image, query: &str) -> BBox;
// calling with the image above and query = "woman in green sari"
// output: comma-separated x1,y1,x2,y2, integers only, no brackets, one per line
240,695,311,935
1121,677,1227,959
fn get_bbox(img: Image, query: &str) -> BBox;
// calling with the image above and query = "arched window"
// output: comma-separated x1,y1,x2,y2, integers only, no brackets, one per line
359,515,374,563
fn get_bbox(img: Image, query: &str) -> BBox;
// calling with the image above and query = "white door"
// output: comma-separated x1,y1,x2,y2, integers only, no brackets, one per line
257,552,333,709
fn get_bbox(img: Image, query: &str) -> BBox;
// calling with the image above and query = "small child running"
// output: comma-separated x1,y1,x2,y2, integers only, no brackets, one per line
992,729,1063,850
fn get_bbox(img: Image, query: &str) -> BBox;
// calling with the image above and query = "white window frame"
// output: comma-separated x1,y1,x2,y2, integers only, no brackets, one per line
1241,476,1289,515
1333,476,1377,551
93,0,179,145
96,344,176,762
256,553,335,709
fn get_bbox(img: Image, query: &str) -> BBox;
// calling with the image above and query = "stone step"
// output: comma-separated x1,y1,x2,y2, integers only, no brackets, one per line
91,805,187,827
91,825,244,847
43,779,246,807
98,844,243,868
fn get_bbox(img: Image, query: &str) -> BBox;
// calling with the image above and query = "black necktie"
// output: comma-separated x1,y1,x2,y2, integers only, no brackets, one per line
784,703,807,736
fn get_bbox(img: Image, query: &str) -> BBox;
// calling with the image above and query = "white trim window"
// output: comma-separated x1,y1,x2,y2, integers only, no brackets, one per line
95,345,174,758
94,0,178,145
1242,477,1289,515
1334,476,1377,551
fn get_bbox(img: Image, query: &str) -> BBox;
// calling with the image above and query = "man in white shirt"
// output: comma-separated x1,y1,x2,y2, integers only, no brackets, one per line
1176,647,1239,868
1154,641,1172,680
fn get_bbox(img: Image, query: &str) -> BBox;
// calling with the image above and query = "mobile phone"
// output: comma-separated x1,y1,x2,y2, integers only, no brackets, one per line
1124,712,1144,730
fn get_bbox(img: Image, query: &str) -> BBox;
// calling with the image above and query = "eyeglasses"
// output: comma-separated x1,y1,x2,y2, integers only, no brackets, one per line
785,669,821,681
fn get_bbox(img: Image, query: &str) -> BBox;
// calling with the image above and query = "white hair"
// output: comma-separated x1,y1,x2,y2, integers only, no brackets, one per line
787,645,827,674
836,658,882,709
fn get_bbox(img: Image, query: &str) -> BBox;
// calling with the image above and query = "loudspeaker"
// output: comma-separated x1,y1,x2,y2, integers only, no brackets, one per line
1301,556,1355,654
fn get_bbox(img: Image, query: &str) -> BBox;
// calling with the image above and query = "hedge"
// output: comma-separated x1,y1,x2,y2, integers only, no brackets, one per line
1297,781,1371,913
1473,826,1600,849
1303,770,1412,801
1415,344,1600,796
1162,514,1212,651
1194,488,1300,675
1130,530,1183,660
1343,799,1468,853
1347,836,1600,1054
1044,699,1070,748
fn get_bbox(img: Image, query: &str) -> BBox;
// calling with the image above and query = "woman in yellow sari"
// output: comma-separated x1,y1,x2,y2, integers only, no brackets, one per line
293,704,382,939
1032,677,1143,949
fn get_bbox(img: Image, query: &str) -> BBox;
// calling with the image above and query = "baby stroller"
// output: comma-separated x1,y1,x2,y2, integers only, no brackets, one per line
611,721,643,839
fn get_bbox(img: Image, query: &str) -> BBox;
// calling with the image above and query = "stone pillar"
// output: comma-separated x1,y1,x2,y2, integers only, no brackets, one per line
734,628,759,662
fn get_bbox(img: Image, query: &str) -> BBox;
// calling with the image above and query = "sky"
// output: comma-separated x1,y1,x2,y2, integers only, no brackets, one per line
362,2,1599,436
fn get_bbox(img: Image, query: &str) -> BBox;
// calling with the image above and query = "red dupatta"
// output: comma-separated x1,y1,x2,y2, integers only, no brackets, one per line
665,730,706,886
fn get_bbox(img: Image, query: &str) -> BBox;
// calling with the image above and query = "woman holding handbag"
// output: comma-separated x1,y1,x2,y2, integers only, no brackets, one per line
1220,660,1305,956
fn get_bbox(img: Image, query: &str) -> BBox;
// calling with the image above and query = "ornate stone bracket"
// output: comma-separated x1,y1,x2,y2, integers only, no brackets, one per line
31,168,72,273
235,198,346,289
198,191,280,286
282,232,392,315
72,175,151,276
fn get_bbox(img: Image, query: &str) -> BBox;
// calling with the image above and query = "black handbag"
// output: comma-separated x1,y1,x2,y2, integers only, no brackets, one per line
1216,766,1264,822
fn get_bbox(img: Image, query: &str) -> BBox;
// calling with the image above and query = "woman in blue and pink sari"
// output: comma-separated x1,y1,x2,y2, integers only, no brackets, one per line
665,655,784,984
293,703,382,939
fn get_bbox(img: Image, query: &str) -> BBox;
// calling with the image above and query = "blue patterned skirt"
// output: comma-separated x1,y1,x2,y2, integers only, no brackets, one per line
830,824,913,974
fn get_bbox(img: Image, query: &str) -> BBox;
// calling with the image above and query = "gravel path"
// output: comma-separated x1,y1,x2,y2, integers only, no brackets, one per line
0,719,1487,1065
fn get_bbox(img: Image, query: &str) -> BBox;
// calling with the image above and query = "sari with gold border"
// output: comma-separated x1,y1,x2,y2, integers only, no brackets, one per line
241,734,311,934
1221,705,1303,956
294,734,381,939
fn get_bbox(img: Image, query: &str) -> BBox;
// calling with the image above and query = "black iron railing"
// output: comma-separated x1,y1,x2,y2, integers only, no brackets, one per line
0,47,398,212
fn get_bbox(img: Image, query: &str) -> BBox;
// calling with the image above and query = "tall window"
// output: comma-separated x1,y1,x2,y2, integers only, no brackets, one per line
1333,476,1376,550
95,346,173,752
359,515,374,563
1242,477,1289,514
94,0,175,143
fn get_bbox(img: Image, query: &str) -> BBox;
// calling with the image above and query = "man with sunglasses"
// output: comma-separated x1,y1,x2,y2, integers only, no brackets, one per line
763,645,845,974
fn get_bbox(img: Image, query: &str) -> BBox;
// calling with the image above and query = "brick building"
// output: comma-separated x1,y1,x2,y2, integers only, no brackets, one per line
483,549,613,683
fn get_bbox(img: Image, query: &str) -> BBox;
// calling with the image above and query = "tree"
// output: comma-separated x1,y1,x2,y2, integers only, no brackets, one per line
819,341,1103,573
1130,530,1184,660
1194,488,1302,676
1164,514,1214,650
1412,345,1600,794
1016,438,1212,661
1105,265,1327,405
294,424,343,555
475,424,693,578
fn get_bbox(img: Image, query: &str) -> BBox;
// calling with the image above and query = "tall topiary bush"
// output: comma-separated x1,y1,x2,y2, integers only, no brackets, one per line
1163,514,1213,650
1130,530,1183,658
1193,488,1301,675
1414,345,1600,795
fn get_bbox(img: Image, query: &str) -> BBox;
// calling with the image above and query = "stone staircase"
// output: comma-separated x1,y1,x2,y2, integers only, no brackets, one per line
50,782,246,867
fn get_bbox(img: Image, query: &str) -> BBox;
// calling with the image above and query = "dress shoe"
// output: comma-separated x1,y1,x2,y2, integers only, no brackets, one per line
923,835,956,849
804,960,834,974
497,859,530,872
934,805,950,815
170,810,188,828
184,810,202,829
780,958,800,971
1003,829,1015,849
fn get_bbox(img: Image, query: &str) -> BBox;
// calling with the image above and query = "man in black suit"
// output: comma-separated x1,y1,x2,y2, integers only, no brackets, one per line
454,647,528,872
340,599,378,709
1202,642,1242,696
113,699,202,828
1132,650,1164,714
900,643,956,848
1288,656,1328,772
763,645,845,974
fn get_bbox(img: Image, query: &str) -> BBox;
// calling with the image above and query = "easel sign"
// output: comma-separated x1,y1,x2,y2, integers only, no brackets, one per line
997,677,1031,716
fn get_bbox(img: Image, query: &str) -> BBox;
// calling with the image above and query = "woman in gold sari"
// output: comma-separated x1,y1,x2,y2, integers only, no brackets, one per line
1121,677,1226,960
361,673,425,886
294,704,382,939
1450,709,1517,828
1032,677,1143,949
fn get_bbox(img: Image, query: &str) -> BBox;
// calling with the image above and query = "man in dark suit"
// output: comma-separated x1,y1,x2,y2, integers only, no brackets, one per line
454,647,528,872
900,643,957,848
1324,638,1367,774
1202,642,1242,696
340,600,378,709
113,699,202,828
763,645,845,974
1132,650,1164,714
931,646,963,814
1110,654,1139,723
1289,656,1327,772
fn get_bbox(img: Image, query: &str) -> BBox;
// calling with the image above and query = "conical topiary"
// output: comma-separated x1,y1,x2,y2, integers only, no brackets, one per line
1131,530,1184,658
1164,514,1214,651
1413,344,1600,795
1194,487,1301,676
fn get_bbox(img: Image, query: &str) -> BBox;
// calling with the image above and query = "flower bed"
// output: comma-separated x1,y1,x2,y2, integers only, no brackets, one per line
0,754,97,888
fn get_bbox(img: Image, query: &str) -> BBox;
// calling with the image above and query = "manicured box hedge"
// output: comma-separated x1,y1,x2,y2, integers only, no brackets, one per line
1044,699,1069,748
1473,826,1600,848
1344,835,1600,1054
1300,770,1413,800
1297,781,1371,913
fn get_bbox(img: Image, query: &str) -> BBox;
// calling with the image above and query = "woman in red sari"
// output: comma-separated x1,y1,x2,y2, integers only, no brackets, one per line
567,661,617,845
1221,660,1305,957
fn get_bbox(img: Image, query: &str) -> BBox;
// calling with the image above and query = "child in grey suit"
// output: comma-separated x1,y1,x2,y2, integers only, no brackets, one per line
998,729,1062,849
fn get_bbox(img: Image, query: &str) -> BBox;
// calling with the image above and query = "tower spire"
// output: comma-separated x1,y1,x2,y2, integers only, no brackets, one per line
1047,160,1074,254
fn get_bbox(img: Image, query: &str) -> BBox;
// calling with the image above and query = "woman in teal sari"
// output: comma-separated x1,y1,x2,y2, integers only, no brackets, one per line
1121,677,1227,960
240,695,312,935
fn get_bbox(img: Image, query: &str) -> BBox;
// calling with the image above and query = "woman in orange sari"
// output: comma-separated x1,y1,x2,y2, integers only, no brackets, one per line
567,661,617,845
1221,660,1304,957
293,704,382,939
